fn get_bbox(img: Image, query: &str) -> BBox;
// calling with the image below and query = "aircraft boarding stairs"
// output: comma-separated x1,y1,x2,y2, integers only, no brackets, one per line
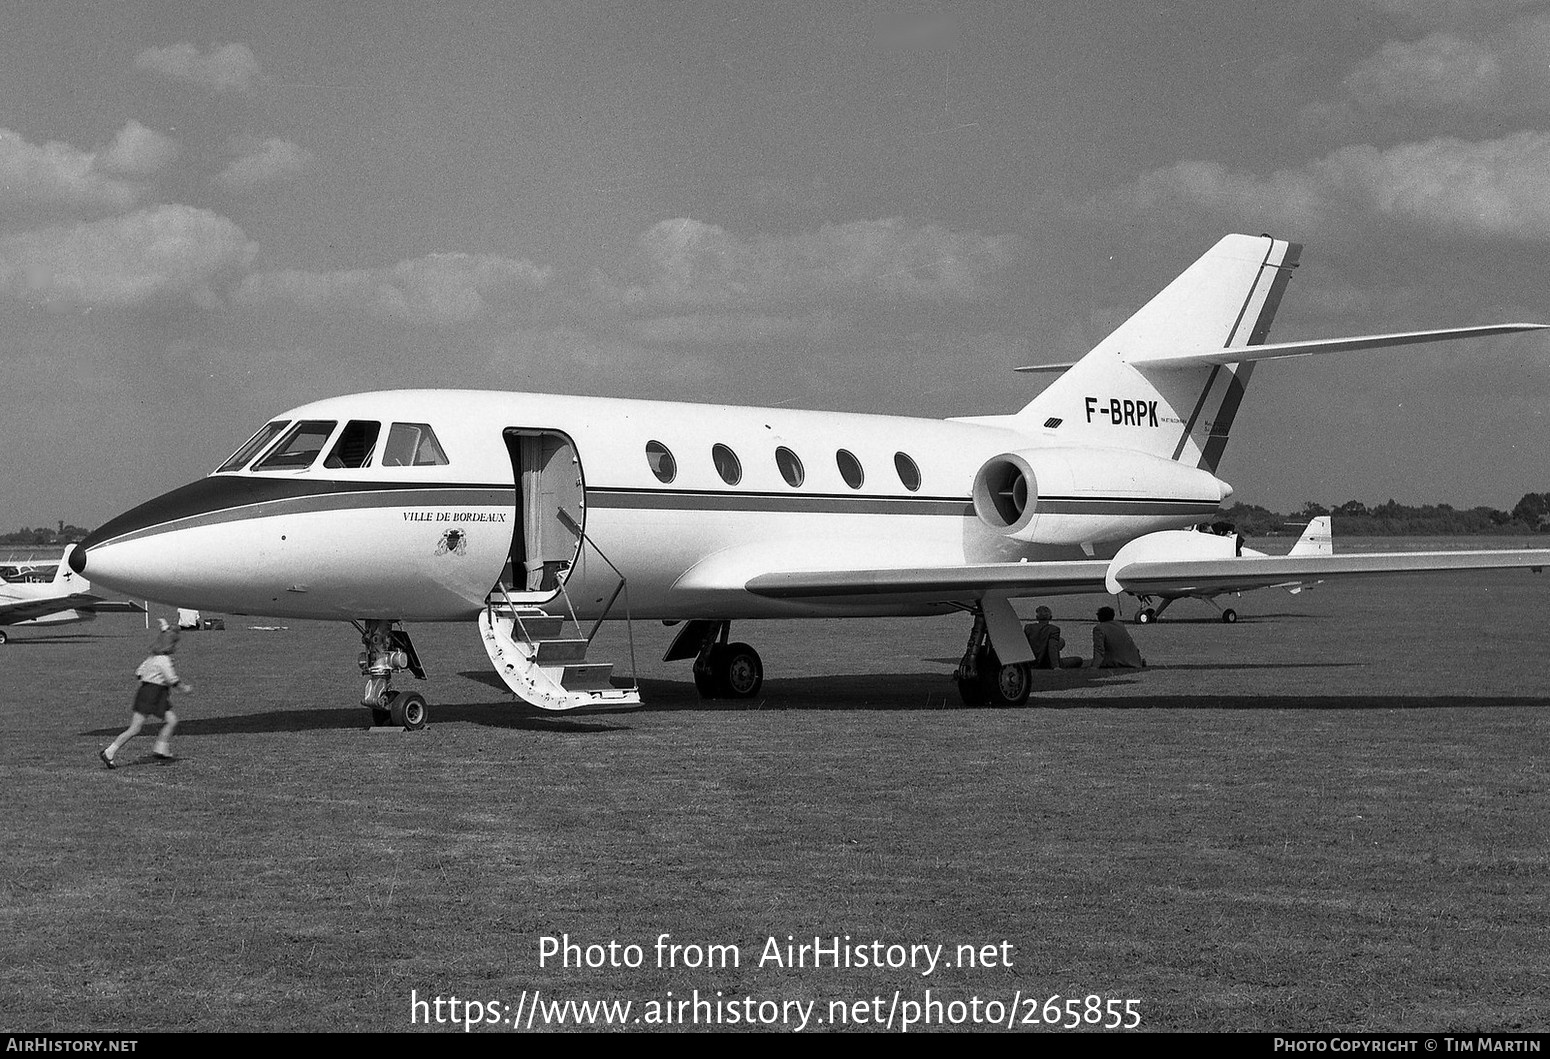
479,585,643,712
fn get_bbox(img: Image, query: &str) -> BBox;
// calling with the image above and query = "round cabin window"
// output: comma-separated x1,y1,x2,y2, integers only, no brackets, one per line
836,449,864,489
775,446,804,487
712,443,742,485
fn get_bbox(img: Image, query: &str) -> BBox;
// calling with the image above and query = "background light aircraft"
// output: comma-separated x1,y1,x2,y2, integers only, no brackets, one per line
0,546,143,644
71,234,1550,720
1122,516,1332,624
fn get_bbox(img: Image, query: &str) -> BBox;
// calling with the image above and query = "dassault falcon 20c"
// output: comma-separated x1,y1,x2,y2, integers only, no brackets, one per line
72,234,1550,723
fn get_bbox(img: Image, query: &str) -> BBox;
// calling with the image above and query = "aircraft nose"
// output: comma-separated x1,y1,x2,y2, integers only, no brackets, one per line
68,546,86,575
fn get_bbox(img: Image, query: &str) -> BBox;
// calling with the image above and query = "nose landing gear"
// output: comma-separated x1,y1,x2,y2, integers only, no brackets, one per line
356,619,428,729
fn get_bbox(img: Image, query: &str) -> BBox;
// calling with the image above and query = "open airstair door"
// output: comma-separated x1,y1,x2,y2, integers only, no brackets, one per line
502,429,584,598
481,428,642,712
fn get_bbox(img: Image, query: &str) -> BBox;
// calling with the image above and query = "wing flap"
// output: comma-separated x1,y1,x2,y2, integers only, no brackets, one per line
744,560,1112,600
0,594,144,624
1115,549,1550,596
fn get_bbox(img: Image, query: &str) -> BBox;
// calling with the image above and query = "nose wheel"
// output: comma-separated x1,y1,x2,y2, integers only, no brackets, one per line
356,619,429,729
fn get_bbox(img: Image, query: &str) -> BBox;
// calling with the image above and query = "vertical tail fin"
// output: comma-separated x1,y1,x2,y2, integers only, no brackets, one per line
1287,516,1333,557
1016,234,1300,471
55,546,84,588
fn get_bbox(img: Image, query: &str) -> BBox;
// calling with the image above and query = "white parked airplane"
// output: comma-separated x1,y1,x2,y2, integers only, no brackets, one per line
1119,516,1332,624
0,546,143,644
71,234,1550,721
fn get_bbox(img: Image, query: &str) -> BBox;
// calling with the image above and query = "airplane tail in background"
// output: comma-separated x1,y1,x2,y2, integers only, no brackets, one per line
1287,516,1333,557
55,546,82,587
1014,234,1300,473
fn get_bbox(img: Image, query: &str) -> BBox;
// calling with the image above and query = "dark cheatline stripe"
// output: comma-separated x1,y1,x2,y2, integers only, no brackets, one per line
589,487,973,517
588,488,1216,518
82,474,1224,554
1200,241,1300,473
1171,364,1222,462
1246,243,1301,346
1199,362,1253,474
80,476,510,550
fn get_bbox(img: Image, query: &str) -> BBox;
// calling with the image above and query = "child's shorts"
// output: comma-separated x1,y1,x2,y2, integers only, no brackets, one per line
132,682,172,718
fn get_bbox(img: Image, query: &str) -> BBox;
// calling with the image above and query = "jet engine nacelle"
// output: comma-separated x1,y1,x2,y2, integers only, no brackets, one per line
970,447,1232,546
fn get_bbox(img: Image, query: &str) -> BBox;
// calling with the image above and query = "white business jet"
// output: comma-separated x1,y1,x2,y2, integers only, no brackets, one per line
1120,516,1332,624
0,546,143,643
71,235,1550,721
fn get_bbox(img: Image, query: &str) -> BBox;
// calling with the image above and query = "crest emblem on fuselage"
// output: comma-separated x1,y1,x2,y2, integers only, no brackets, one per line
436,528,468,556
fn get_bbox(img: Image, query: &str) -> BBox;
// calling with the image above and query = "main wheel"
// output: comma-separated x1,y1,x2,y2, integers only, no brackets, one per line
1136,608,1156,624
719,642,763,698
981,659,1032,708
1221,608,1238,624
386,689,429,730
0,629,8,644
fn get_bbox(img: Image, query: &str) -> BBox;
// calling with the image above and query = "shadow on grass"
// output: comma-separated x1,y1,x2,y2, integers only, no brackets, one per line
81,702,630,738
2,632,108,645
922,657,1364,670
618,676,1549,712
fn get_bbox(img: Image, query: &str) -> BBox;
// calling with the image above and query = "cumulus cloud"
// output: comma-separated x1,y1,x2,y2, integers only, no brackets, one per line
216,137,314,191
234,252,553,324
0,204,256,309
98,120,179,177
1356,0,1543,29
1087,131,1550,244
628,310,840,347
135,43,260,93
1343,32,1502,112
612,217,1017,312
0,124,166,216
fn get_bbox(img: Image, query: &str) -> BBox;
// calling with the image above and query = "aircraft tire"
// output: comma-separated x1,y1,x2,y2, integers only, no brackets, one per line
981,660,1032,708
1136,608,1156,625
369,707,391,727
719,642,763,699
0,629,8,645
1221,608,1238,624
387,689,429,730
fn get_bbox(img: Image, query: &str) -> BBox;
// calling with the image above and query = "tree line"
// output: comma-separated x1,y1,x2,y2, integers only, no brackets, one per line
1225,493,1550,537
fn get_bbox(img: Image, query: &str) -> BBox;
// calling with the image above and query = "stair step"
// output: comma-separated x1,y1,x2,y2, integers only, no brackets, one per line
508,615,566,640
560,663,615,690
533,638,589,663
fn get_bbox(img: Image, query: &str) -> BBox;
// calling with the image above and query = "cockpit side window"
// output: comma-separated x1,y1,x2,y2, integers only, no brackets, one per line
323,420,382,469
382,423,450,467
252,420,338,471
217,420,290,473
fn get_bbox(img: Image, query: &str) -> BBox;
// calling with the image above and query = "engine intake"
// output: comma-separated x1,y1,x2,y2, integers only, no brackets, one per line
971,447,1231,545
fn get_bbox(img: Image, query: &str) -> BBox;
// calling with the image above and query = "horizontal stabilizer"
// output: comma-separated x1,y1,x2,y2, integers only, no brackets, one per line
1017,323,1546,373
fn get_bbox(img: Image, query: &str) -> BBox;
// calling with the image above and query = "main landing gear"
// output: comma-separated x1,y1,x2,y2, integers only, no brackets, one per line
953,611,1032,708
356,619,429,729
665,620,764,699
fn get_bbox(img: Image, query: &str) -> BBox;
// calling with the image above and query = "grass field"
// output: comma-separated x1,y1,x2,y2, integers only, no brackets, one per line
3,541,1548,1033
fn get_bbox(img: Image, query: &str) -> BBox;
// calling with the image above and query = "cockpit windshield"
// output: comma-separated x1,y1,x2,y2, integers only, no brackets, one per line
381,423,449,467
217,420,290,473
252,420,338,471
323,420,382,469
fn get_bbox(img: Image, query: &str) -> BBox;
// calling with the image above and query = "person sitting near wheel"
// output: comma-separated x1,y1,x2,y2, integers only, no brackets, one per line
1025,606,1083,669
1090,606,1146,668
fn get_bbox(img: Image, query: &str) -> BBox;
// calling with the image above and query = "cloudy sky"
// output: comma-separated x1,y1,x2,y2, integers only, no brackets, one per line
5,0,1550,527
